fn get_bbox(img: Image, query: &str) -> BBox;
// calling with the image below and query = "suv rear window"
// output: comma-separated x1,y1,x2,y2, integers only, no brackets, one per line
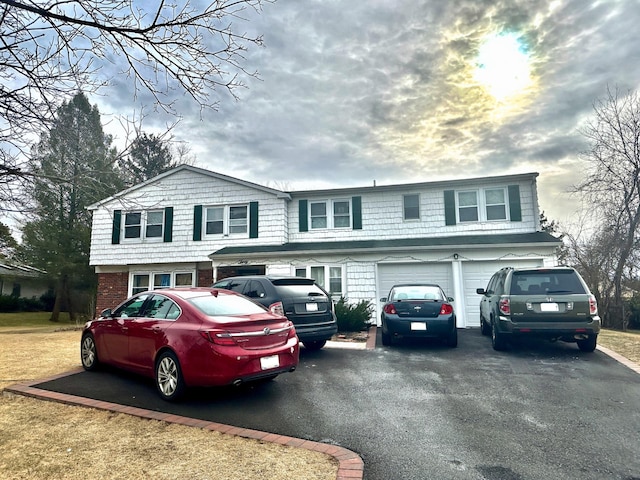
273,283,327,297
510,270,586,295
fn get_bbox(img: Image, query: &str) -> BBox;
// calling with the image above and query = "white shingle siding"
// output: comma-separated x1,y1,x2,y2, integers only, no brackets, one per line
289,178,537,242
89,168,289,266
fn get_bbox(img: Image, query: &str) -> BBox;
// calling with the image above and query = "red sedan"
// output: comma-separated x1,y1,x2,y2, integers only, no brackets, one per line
81,288,299,401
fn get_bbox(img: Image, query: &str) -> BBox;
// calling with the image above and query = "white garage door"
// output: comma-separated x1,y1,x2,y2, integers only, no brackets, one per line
462,259,542,327
378,262,454,301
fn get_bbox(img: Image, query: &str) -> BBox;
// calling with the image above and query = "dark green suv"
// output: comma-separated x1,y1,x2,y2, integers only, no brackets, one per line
476,267,601,352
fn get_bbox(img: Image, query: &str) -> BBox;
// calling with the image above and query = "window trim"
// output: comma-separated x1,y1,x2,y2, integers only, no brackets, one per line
308,199,352,230
203,204,249,238
403,193,420,221
121,209,165,242
129,270,196,297
295,265,344,297
456,187,510,223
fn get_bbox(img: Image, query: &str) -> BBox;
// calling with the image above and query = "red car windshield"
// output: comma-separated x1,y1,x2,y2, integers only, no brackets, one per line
188,294,268,316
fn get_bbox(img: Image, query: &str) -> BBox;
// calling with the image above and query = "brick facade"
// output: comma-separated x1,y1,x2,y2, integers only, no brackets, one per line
197,268,213,287
95,272,128,316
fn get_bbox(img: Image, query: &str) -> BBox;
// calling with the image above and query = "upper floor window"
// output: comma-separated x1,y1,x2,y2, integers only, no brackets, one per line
485,188,507,220
403,194,420,220
205,204,248,236
309,199,351,229
112,207,173,245
457,191,479,222
124,210,164,240
456,188,508,223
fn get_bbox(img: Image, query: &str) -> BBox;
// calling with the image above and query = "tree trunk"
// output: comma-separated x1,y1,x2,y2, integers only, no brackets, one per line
49,279,62,322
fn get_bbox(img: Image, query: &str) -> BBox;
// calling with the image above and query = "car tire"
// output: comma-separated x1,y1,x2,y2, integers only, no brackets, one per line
302,340,327,351
445,328,458,348
155,351,185,401
480,316,490,336
577,334,597,353
381,327,392,346
80,333,99,371
491,321,507,351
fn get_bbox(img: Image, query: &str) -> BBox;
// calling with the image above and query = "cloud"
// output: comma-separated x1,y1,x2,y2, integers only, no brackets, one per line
88,0,640,225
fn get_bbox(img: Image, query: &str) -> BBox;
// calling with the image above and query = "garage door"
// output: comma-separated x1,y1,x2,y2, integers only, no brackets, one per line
462,260,542,327
378,262,454,301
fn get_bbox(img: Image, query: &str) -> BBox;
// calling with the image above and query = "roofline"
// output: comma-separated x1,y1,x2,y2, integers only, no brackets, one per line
87,165,291,210
209,232,560,259
286,172,539,197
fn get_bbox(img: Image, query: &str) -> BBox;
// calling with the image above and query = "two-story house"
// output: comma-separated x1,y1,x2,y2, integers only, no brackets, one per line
88,165,561,327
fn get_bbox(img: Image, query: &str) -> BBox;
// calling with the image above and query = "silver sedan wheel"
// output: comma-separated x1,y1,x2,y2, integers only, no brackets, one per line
81,335,98,370
156,352,184,400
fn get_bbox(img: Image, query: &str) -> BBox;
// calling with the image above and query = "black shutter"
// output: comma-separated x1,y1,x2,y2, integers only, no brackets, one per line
249,201,259,238
352,196,362,230
112,210,121,244
193,205,203,241
163,207,173,242
444,190,456,226
299,200,308,232
508,185,522,222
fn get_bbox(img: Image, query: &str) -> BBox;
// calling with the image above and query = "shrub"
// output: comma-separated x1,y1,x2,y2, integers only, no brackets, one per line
334,297,373,332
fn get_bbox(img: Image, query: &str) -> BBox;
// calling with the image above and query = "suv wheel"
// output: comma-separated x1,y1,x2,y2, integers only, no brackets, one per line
302,340,327,351
577,334,597,353
491,320,507,351
480,316,490,336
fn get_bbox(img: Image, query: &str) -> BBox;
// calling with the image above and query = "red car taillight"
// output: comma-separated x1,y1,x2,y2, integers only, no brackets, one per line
439,303,454,315
499,296,511,315
383,304,397,315
199,330,236,346
269,301,285,316
589,294,598,315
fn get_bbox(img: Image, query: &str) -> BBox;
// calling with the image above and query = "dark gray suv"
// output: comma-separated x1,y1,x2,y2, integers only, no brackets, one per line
476,267,601,352
212,275,338,350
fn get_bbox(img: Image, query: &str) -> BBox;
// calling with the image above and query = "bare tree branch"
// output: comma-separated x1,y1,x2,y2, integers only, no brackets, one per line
0,0,271,210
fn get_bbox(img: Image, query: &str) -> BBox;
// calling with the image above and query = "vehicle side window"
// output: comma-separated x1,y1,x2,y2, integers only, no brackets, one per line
225,279,247,293
143,295,179,320
494,273,506,295
243,280,266,299
486,273,498,294
113,294,149,318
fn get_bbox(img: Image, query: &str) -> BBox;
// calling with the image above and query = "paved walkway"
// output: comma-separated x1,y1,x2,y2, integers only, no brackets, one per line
5,329,377,480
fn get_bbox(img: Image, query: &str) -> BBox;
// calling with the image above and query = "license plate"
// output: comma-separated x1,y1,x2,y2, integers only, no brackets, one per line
306,302,318,312
540,302,559,312
411,322,427,331
260,355,279,370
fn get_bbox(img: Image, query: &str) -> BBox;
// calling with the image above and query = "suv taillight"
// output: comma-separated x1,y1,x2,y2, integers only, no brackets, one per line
589,294,598,315
499,296,511,315
269,301,285,316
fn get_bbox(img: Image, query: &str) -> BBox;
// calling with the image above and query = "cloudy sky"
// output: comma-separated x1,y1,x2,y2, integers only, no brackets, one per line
94,0,640,227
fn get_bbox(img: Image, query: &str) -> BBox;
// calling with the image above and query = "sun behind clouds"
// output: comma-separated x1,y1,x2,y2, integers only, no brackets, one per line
474,32,532,100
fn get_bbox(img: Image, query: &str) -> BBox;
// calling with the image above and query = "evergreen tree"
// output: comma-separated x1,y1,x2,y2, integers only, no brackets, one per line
20,92,123,321
120,133,177,186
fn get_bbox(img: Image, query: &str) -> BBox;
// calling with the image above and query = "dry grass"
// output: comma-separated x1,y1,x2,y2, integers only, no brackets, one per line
597,328,640,364
2,323,638,480
0,327,338,480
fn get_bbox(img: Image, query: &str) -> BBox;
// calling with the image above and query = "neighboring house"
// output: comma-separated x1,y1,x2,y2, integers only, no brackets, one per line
88,165,561,327
0,261,48,299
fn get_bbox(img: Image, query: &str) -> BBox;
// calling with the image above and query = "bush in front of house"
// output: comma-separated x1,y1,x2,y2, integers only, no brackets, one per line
0,294,44,312
335,297,373,332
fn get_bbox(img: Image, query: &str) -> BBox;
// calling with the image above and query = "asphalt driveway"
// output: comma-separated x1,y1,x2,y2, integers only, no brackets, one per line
31,330,640,480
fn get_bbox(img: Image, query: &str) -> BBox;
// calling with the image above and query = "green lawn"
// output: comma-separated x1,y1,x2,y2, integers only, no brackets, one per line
0,311,73,330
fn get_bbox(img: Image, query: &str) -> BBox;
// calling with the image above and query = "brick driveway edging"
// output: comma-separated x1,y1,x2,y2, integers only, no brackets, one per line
4,368,364,480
